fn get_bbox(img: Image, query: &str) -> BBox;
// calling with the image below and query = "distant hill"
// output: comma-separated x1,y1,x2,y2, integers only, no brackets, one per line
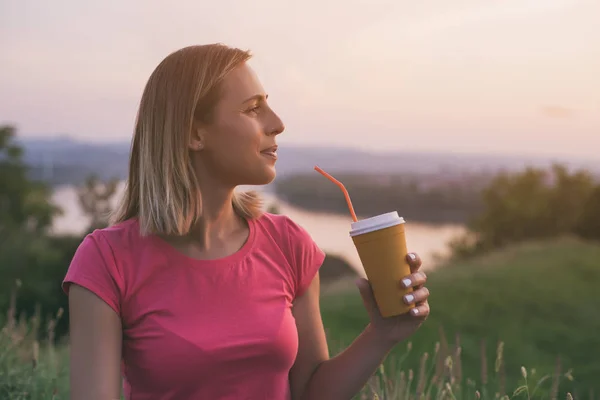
18,137,130,186
17,136,600,187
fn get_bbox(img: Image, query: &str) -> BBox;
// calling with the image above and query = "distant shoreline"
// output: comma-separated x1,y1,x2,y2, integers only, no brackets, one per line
50,183,466,273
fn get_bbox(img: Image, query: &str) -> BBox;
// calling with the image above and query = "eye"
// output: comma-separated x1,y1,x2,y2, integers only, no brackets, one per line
245,104,261,115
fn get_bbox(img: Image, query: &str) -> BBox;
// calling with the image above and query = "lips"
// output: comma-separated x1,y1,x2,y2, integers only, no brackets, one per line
261,145,278,154
260,145,278,160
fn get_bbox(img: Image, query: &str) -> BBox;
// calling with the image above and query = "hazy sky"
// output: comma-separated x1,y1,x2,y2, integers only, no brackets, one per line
1,0,599,159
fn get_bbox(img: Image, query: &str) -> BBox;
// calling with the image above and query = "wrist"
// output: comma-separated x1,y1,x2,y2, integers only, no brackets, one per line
364,323,398,353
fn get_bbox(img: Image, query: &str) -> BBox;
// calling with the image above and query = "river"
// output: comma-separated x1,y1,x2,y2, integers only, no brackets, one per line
50,183,466,276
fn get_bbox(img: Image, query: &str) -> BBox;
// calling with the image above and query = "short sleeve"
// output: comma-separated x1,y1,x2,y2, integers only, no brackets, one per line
284,217,326,298
62,232,124,316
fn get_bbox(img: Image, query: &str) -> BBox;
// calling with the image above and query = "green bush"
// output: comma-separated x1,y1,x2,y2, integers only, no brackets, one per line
450,165,598,257
0,233,81,340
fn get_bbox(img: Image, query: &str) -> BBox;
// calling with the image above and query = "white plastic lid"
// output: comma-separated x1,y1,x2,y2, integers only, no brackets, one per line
349,211,405,236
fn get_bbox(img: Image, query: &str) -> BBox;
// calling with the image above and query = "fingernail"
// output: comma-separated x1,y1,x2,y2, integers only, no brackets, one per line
411,308,420,316
404,294,415,304
402,278,412,288
408,253,416,261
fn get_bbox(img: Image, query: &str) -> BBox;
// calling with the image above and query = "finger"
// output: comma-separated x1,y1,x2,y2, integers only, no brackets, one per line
355,278,379,318
400,271,427,289
406,252,422,272
409,301,430,317
402,287,430,305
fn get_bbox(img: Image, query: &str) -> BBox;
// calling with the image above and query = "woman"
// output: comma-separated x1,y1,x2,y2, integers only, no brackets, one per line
63,43,431,400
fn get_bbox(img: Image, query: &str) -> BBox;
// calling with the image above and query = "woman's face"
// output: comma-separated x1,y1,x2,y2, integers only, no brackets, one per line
192,62,285,187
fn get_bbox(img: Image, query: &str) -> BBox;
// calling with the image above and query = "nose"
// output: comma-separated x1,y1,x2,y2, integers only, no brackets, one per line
266,110,285,136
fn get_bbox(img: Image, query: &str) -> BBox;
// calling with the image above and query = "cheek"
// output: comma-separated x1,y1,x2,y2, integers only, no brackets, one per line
213,118,263,166
219,117,261,148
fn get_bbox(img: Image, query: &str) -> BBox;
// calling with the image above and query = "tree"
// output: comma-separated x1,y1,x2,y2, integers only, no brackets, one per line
0,125,61,239
470,167,554,249
547,164,595,233
450,164,597,257
76,174,119,232
266,203,280,214
574,184,600,241
0,125,69,336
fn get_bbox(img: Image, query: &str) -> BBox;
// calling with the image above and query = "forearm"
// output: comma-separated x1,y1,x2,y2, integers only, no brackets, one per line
301,324,396,400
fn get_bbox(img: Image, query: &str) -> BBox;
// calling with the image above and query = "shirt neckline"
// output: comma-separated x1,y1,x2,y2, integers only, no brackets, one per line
144,217,257,267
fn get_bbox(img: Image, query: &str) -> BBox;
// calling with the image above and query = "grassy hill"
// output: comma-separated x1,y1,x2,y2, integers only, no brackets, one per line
320,236,600,398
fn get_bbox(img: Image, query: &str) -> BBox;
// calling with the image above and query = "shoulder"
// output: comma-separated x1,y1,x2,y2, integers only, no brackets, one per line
92,218,143,250
254,212,315,246
64,219,142,288
254,212,292,232
75,218,147,259
63,219,142,315
255,213,325,298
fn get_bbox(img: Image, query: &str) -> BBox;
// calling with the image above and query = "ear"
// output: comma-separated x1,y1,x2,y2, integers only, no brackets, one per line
188,123,206,151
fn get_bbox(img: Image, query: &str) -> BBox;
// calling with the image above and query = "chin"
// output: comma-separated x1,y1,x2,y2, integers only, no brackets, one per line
242,166,276,186
257,168,277,185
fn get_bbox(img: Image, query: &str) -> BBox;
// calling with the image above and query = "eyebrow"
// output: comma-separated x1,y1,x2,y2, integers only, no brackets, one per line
242,94,268,104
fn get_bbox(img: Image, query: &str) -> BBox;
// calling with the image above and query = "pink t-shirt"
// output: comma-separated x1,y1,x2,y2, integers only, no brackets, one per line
62,213,325,400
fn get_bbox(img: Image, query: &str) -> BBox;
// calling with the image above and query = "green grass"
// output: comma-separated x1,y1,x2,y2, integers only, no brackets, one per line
1,237,597,399
0,306,69,399
321,236,600,399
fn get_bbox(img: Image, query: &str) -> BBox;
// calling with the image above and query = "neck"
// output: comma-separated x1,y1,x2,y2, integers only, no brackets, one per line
184,164,245,249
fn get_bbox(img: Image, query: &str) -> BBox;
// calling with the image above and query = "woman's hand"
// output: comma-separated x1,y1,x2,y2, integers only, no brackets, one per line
296,253,430,399
356,252,430,346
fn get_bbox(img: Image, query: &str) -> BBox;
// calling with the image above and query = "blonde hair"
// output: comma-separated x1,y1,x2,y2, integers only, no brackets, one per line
111,44,264,236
